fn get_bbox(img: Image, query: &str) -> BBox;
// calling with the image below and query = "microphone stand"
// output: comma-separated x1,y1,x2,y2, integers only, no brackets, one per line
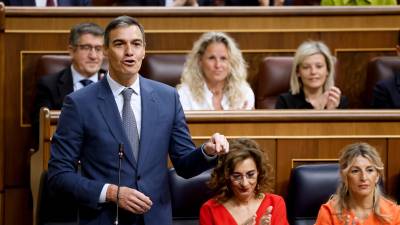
115,144,124,225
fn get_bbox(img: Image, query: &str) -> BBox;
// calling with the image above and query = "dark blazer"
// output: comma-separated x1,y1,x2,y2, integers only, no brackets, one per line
31,67,74,149
275,90,348,109
48,76,215,225
2,0,90,6
371,70,400,109
32,67,105,149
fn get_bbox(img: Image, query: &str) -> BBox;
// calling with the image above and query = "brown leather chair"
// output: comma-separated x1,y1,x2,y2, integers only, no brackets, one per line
35,55,72,78
139,54,186,87
255,57,293,109
364,56,400,107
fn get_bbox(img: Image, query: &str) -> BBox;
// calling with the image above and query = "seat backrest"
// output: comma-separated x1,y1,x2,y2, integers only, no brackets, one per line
168,168,212,225
287,163,340,225
35,55,73,79
364,56,400,107
139,54,186,87
36,170,78,225
255,57,293,109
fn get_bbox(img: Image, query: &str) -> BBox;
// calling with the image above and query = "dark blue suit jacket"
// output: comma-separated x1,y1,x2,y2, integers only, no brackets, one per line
371,70,400,108
2,0,90,6
48,76,215,225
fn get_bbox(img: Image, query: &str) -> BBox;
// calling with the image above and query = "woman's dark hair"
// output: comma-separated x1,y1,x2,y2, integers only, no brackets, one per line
208,138,274,203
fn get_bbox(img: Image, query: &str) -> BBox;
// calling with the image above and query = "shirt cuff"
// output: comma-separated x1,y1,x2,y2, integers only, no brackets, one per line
99,183,109,203
201,143,217,161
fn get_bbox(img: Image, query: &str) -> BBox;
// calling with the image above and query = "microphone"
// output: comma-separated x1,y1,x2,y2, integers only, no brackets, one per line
115,144,124,225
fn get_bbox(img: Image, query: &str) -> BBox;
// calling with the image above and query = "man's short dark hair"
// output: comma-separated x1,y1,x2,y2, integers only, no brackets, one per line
69,22,104,46
104,15,146,47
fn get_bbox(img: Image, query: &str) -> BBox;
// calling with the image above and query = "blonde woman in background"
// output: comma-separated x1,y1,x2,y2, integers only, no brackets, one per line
177,32,254,110
315,143,400,225
275,40,348,109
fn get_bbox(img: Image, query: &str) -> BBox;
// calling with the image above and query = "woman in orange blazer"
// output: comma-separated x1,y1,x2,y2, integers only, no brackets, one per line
315,143,400,225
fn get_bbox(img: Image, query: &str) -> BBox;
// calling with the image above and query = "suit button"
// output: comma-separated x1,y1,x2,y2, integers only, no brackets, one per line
137,175,141,180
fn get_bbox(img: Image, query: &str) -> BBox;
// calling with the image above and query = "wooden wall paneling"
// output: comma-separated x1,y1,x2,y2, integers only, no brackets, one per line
387,139,400,198
4,189,32,225
4,32,69,187
335,49,397,108
0,192,3,225
0,3,4,225
255,139,277,191
0,2,5,193
276,139,320,198
322,30,398,49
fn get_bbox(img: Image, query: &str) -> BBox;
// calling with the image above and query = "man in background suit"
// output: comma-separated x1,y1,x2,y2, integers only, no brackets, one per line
370,32,400,108
48,16,229,225
32,22,104,148
1,0,90,6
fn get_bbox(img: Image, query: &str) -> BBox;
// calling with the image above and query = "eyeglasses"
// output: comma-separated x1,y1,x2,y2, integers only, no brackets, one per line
230,171,258,183
75,44,103,53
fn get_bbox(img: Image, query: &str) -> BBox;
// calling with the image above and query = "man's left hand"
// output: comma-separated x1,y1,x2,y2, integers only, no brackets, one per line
203,133,229,156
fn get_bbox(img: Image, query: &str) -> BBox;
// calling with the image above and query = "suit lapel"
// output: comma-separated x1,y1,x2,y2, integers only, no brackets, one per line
58,68,74,103
97,78,137,168
137,77,158,169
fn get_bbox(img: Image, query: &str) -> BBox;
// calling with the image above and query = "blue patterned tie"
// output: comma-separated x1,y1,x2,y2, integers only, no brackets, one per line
80,79,93,87
121,88,139,161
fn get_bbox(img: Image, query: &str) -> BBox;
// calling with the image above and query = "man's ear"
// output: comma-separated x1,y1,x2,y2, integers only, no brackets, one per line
68,45,74,56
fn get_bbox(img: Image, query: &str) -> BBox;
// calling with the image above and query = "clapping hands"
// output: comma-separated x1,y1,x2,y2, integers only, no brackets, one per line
241,206,273,225
323,86,342,109
260,206,273,225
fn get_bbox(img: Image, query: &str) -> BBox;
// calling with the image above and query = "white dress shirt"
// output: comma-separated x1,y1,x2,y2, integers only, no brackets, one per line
35,0,57,6
71,65,99,91
177,83,255,110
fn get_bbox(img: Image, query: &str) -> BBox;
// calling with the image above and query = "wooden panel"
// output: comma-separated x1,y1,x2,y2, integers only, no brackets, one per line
387,139,400,198
0,192,3,225
336,50,397,108
0,1,4,195
4,188,32,225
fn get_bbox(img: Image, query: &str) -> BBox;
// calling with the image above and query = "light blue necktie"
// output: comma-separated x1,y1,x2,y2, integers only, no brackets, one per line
121,88,139,161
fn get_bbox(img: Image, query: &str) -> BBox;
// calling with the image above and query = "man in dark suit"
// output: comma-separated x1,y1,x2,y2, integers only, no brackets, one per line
370,33,400,108
47,16,229,225
1,0,90,5
32,22,104,148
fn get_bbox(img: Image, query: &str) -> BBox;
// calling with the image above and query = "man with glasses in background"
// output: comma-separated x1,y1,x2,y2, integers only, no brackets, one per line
32,22,105,148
